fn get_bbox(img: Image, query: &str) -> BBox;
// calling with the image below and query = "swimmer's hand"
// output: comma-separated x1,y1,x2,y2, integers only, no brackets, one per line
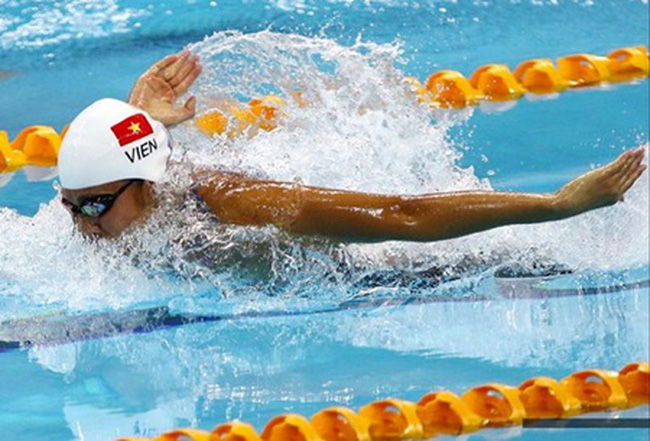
128,50,203,127
554,147,646,216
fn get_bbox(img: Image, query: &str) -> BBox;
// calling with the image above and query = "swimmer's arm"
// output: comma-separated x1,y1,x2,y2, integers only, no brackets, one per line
197,179,559,242
195,148,645,243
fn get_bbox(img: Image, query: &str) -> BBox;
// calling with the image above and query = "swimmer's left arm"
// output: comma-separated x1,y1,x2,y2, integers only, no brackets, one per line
196,148,645,243
128,51,203,126
195,176,562,242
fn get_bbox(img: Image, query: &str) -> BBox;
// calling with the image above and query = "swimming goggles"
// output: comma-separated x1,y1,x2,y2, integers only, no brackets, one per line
61,180,137,218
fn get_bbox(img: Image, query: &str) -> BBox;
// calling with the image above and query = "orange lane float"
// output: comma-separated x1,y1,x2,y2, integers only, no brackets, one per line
0,130,27,172
261,414,323,441
618,361,650,407
311,407,371,441
113,361,648,441
560,369,629,411
518,377,581,419
1,126,64,174
416,391,483,436
195,95,286,138
425,70,483,108
607,46,649,81
557,53,611,87
10,125,61,167
513,59,568,94
359,399,423,440
469,64,526,101
461,383,526,427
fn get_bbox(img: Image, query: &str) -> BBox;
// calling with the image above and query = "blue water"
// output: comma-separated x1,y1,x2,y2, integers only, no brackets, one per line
1,1,649,440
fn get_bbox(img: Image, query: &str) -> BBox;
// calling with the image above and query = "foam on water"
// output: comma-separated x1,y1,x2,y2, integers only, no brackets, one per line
0,31,648,318
0,0,149,51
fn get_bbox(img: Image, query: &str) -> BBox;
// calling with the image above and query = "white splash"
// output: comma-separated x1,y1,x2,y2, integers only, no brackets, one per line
0,31,647,318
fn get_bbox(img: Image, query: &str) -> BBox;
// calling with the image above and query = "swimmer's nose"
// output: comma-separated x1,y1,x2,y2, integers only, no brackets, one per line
76,216,106,237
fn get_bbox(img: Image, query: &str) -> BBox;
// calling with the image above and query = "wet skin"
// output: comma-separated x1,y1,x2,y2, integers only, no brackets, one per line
61,180,154,238
63,147,646,241
62,52,648,240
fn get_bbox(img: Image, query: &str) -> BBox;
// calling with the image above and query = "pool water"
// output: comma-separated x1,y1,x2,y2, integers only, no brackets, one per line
0,1,649,440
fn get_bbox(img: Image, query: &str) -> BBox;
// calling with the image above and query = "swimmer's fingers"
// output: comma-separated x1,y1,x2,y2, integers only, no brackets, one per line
168,58,195,87
612,148,645,181
159,50,191,81
147,75,175,101
602,148,640,182
147,53,179,76
172,62,202,96
619,163,647,199
170,54,200,89
182,96,197,117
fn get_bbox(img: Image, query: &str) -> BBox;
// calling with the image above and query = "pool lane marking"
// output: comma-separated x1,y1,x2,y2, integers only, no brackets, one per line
496,275,650,299
1,275,647,352
523,418,650,429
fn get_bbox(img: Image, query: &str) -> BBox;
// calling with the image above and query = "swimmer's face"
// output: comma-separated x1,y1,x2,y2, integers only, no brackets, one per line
61,180,153,238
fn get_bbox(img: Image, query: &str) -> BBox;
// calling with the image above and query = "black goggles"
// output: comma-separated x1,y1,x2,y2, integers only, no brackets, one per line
62,180,137,218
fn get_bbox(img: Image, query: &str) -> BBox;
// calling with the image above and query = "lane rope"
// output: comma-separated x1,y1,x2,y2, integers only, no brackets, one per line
1,45,647,186
114,361,649,441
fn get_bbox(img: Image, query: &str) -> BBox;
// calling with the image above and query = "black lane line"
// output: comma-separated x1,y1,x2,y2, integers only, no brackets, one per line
524,418,650,429
1,277,647,352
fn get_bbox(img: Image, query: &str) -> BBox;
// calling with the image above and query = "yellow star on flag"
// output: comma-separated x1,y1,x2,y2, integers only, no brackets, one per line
128,122,141,134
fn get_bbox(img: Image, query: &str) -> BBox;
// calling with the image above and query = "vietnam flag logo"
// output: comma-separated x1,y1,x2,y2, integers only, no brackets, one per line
110,113,154,147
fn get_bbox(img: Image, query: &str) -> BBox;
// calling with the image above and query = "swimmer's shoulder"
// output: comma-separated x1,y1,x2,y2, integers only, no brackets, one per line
188,167,257,220
190,167,250,196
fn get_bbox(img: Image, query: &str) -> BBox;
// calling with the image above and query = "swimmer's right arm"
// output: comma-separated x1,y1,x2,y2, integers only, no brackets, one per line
195,148,646,243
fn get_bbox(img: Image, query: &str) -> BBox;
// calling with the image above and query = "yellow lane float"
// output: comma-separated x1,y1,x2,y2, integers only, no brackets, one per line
461,383,526,427
1,126,64,173
557,53,612,87
113,361,649,441
469,64,526,101
195,95,286,138
416,391,483,436
1,130,27,172
261,414,322,441
425,70,483,108
311,407,371,441
513,59,568,94
608,46,649,81
618,361,650,407
517,377,581,419
359,399,423,440
560,369,629,411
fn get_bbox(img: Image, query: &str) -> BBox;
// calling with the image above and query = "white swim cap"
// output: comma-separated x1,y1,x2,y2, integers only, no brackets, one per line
58,98,171,190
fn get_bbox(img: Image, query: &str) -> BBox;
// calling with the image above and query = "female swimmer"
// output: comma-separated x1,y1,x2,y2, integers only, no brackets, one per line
58,51,647,240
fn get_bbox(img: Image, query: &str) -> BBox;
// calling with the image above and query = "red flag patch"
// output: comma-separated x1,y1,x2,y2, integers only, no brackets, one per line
110,114,154,147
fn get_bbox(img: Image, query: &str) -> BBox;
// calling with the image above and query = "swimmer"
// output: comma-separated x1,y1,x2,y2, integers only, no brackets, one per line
59,51,647,240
